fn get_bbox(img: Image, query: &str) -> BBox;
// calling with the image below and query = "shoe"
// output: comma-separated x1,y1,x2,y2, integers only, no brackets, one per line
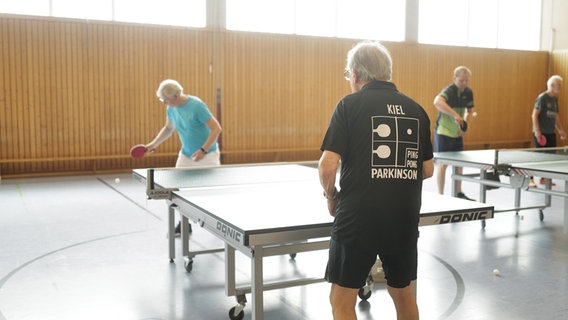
174,222,192,237
529,179,537,188
456,192,474,201
539,178,556,186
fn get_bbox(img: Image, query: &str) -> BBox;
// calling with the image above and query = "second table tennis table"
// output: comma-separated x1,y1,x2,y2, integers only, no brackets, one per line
133,162,494,320
434,147,568,233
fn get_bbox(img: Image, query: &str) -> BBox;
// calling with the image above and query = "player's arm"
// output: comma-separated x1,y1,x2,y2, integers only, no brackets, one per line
434,95,464,126
464,107,474,122
192,117,223,161
423,159,434,179
146,119,175,153
531,108,542,139
318,150,341,217
555,116,567,140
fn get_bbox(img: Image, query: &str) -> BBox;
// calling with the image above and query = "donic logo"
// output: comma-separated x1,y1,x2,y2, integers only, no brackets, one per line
216,221,242,242
439,211,489,224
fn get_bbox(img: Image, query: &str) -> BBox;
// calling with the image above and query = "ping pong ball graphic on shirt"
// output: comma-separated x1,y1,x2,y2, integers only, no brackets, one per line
376,124,391,137
376,145,391,159
407,128,412,135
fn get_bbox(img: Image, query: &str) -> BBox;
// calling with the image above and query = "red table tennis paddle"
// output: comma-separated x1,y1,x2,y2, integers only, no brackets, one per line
537,135,547,147
130,144,147,158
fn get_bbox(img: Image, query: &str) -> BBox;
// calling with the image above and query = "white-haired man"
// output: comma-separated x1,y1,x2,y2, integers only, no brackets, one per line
319,41,434,320
530,75,567,187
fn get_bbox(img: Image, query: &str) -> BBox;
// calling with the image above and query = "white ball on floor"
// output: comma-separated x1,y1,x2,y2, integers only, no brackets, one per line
493,269,501,276
115,178,121,184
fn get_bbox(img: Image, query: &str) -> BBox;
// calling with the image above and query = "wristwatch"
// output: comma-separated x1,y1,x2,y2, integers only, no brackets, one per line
200,147,207,153
323,187,339,200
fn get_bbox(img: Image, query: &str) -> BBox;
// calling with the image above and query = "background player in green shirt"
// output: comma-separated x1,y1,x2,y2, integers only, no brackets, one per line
433,66,474,200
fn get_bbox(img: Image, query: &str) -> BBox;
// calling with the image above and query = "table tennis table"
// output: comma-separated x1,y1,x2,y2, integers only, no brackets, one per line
434,147,568,233
133,162,494,320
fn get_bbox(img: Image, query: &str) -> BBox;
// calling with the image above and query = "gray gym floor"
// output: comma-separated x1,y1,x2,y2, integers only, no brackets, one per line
1,167,567,320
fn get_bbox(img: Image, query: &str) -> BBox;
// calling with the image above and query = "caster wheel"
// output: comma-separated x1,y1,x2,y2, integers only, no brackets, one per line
358,287,372,301
169,259,174,263
184,258,193,272
539,210,544,221
228,306,244,320
289,253,297,260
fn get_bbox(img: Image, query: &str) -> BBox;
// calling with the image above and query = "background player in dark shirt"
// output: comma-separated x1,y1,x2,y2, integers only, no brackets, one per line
530,75,567,187
319,41,434,320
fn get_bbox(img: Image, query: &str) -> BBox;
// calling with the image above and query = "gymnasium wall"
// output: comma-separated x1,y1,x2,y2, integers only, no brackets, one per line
551,50,568,128
0,15,550,177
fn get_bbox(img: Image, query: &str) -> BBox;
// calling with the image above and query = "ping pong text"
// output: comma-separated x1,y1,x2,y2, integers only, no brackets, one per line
216,221,242,242
438,210,490,224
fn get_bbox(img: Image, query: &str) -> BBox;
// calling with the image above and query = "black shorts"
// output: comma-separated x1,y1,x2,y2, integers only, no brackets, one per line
533,133,556,149
434,133,464,152
325,238,417,289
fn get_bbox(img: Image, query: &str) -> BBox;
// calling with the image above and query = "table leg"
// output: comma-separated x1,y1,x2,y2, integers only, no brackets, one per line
565,181,568,234
514,188,521,214
225,244,236,297
168,203,175,261
451,166,459,197
181,213,189,257
412,279,417,297
251,245,264,320
545,179,552,208
479,170,487,203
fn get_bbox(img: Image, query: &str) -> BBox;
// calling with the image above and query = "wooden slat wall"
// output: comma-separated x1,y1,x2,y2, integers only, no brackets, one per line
220,32,350,163
0,16,213,176
0,15,551,177
388,43,549,148
551,50,568,131
221,34,549,163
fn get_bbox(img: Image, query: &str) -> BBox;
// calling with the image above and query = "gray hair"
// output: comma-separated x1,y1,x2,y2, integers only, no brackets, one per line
346,41,392,82
547,75,563,89
453,66,471,77
156,79,183,99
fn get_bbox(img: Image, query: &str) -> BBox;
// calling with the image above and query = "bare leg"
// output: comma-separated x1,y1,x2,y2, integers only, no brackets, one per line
437,164,447,194
330,283,358,320
456,166,463,193
387,284,419,320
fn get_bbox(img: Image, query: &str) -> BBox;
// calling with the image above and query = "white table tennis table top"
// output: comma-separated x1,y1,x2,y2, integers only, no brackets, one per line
133,163,493,235
434,148,568,175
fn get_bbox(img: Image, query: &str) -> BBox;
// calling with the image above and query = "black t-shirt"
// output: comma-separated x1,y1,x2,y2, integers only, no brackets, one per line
321,81,433,254
534,92,558,134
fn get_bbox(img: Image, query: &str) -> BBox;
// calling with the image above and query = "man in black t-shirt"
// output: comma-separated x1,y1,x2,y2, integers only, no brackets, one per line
530,75,567,187
319,41,434,320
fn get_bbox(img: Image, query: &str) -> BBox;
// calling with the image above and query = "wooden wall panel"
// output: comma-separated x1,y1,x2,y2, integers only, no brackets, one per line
386,44,549,146
0,16,213,177
552,50,568,132
0,15,552,177
221,34,549,163
221,33,350,162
